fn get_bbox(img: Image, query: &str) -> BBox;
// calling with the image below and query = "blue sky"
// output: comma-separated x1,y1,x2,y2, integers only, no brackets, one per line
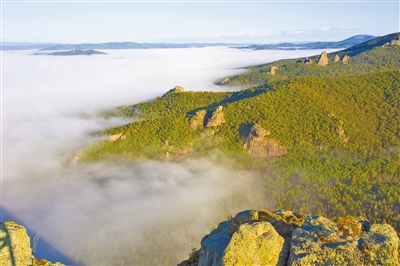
2,0,399,44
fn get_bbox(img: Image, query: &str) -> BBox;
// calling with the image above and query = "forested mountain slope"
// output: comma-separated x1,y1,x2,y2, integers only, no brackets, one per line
80,33,400,238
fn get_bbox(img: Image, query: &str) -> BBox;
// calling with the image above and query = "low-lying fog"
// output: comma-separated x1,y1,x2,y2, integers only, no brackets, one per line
2,47,333,264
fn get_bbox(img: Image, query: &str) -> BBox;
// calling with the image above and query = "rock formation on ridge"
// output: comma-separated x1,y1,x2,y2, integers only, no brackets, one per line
342,55,350,64
269,66,279,75
206,106,225,128
334,54,340,62
243,124,287,158
318,51,329,66
190,110,207,130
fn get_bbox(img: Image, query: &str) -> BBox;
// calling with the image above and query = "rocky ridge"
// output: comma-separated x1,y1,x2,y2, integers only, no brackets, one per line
180,209,399,266
0,221,64,266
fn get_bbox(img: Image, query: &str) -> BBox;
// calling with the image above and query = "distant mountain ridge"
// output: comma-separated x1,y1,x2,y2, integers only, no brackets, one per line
39,42,239,51
1,34,377,50
236,34,376,50
35,49,107,56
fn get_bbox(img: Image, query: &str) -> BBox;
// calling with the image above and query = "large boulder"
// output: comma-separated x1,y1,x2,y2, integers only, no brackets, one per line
198,209,305,266
222,222,284,266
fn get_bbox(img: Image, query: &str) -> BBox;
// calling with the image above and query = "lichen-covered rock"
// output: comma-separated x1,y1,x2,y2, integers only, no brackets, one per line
192,210,399,266
190,110,207,130
222,222,284,266
243,124,287,158
233,210,258,225
0,221,33,266
318,51,329,66
0,221,65,266
206,106,225,128
358,224,399,265
288,215,400,266
34,258,65,266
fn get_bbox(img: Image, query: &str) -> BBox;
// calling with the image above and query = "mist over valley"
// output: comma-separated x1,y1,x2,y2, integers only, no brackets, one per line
2,47,338,264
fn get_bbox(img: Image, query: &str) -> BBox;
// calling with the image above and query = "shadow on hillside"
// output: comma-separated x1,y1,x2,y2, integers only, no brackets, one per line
188,84,273,116
1,206,78,265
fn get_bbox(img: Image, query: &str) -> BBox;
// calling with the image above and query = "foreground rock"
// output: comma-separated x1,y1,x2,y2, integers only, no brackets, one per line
0,221,64,266
184,209,399,266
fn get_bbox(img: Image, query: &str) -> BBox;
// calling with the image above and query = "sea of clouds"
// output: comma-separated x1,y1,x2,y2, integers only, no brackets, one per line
2,47,332,264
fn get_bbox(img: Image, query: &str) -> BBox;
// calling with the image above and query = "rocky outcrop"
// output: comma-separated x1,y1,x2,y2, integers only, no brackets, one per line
190,110,207,130
0,221,64,266
270,66,279,75
342,55,350,64
334,54,340,62
162,86,185,97
193,209,399,266
170,85,184,93
243,124,287,158
304,58,313,64
335,121,350,143
288,216,399,265
218,78,230,85
206,106,225,128
163,139,193,161
391,39,400,45
108,133,126,142
318,51,329,66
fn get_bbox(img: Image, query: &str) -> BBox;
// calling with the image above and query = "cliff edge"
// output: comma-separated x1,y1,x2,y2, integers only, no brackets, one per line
0,221,64,266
